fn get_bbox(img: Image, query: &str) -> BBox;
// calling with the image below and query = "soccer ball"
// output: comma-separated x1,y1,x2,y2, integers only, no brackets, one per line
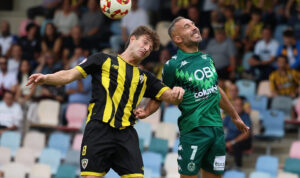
100,0,131,19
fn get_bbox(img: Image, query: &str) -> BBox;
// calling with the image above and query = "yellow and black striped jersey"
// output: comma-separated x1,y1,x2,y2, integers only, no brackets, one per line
75,53,169,129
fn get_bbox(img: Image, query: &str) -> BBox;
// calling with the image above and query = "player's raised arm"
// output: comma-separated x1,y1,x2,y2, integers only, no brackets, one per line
26,68,83,88
160,86,185,105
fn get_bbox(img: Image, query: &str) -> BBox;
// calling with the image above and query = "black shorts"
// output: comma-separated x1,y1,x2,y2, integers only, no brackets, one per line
80,120,144,177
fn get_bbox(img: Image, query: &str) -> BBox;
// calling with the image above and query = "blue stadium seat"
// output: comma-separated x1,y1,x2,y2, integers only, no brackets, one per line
249,171,271,178
48,132,71,158
64,149,80,167
224,170,246,178
55,164,77,178
248,95,268,113
284,158,300,177
148,137,169,161
236,79,256,99
271,96,293,120
261,110,285,138
39,148,62,174
255,155,278,178
142,151,162,177
172,138,179,153
135,121,152,148
0,131,21,157
163,106,181,125
105,169,119,178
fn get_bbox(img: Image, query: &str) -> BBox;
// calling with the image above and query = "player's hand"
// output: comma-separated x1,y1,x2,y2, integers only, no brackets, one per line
171,86,185,104
232,117,249,134
134,108,148,119
26,73,47,89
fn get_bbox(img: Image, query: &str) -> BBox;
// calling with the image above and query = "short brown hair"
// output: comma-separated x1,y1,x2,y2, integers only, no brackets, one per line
125,26,160,51
168,16,185,39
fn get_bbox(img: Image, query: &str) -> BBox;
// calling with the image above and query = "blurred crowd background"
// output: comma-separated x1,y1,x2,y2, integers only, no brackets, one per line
0,0,300,177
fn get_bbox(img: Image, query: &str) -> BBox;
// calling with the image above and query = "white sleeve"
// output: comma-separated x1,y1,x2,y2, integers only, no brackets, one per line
270,40,279,57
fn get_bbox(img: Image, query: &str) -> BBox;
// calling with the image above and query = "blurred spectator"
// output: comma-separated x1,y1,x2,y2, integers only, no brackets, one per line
79,0,105,50
0,56,17,97
171,0,190,17
276,29,300,69
269,55,300,98
223,96,252,168
187,5,204,30
198,27,211,51
227,83,251,114
35,51,63,75
7,44,22,74
27,0,61,20
15,60,35,105
201,0,218,27
224,5,241,40
139,0,160,26
248,26,279,81
62,25,90,63
18,23,41,63
41,23,62,56
53,0,79,36
285,0,300,19
210,10,223,30
206,26,236,80
245,8,264,43
109,0,149,53
287,3,300,41
0,91,23,134
0,21,17,56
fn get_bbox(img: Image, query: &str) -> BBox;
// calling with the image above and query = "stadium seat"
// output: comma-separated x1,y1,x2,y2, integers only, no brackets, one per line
255,155,278,178
2,162,27,178
164,153,180,178
23,131,46,158
271,96,293,120
155,21,171,46
39,148,62,174
144,168,152,178
0,146,11,167
277,171,299,178
37,99,60,126
15,147,35,173
223,170,246,178
55,164,77,178
163,106,181,125
139,138,144,152
142,151,162,177
135,121,152,148
29,163,52,178
249,171,271,178
65,103,88,129
296,97,300,121
261,110,285,138
236,79,256,99
248,95,268,113
172,138,179,153
0,131,21,157
72,133,83,151
155,122,177,148
289,141,300,159
257,80,272,97
148,137,169,161
48,132,71,158
140,107,161,132
105,169,119,178
274,25,288,44
250,110,261,136
64,149,80,167
284,158,300,177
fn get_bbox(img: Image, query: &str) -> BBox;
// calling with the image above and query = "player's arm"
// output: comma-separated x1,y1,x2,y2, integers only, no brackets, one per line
159,86,185,105
218,86,249,133
134,99,161,119
26,68,82,88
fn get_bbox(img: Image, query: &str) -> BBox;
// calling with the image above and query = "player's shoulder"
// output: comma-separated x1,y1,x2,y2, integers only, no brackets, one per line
165,55,179,67
88,52,115,61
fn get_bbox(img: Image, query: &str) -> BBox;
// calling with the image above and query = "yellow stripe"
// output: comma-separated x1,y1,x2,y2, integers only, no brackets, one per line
81,171,106,176
136,74,148,107
121,67,140,127
121,173,144,178
86,103,95,124
102,58,113,123
75,66,87,78
155,86,170,100
110,57,126,127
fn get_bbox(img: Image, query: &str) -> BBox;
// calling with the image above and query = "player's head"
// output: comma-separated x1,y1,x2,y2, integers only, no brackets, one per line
125,26,160,60
168,17,202,47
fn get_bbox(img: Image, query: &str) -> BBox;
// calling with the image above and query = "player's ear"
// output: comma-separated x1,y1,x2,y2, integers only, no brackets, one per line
130,35,136,43
173,35,182,43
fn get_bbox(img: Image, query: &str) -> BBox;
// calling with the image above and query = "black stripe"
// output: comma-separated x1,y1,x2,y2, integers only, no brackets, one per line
114,63,133,128
107,56,119,123
129,69,144,125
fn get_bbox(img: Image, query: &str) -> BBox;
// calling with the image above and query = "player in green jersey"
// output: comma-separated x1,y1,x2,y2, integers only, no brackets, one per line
134,17,249,178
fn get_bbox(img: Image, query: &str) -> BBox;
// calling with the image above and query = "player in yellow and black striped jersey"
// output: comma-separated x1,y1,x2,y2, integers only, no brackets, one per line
26,26,185,178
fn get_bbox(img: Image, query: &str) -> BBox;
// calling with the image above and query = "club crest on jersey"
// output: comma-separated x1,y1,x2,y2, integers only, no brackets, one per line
81,159,88,169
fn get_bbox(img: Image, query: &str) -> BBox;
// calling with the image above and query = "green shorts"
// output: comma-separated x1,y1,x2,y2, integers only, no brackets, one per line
178,126,226,176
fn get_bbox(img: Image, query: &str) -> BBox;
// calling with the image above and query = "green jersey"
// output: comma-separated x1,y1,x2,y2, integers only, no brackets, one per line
162,49,223,135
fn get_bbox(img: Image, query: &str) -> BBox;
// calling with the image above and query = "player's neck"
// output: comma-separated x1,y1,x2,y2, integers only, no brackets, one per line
179,45,199,53
119,53,138,66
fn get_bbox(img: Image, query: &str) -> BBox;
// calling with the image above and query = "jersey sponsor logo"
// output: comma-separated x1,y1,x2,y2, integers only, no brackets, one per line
194,67,213,81
187,161,196,172
81,159,88,169
194,85,218,99
180,60,190,67
213,156,225,171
